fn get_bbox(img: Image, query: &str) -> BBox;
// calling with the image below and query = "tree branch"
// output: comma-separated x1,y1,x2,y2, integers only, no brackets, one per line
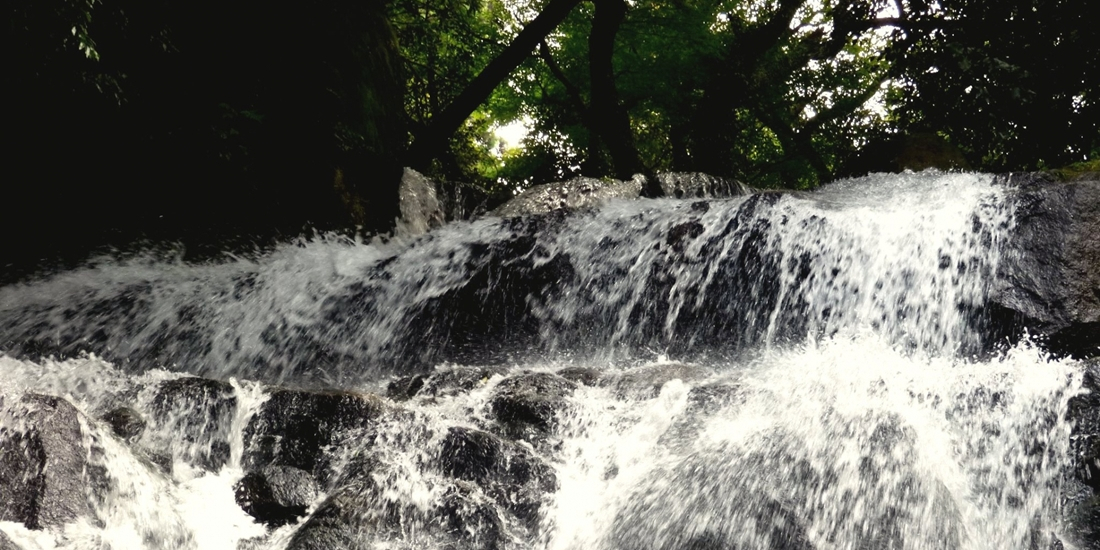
406,0,583,170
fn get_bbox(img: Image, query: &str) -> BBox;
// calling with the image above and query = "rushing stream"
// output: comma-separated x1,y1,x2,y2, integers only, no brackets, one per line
0,172,1092,549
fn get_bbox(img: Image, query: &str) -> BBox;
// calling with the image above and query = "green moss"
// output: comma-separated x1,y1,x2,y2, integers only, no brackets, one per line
1048,159,1100,181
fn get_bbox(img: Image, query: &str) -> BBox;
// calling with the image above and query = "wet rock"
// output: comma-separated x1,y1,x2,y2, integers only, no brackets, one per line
492,176,642,217
667,221,705,252
686,383,742,415
439,483,505,550
388,366,509,401
101,407,145,443
440,428,503,483
1064,493,1100,550
492,172,749,217
993,175,1100,358
1069,359,1100,491
556,366,604,386
149,376,237,471
490,372,576,435
656,172,750,200
607,363,713,399
0,394,93,529
288,462,506,550
397,167,446,237
284,489,374,550
386,374,427,401
234,465,319,527
0,530,22,550
439,427,557,529
243,388,387,481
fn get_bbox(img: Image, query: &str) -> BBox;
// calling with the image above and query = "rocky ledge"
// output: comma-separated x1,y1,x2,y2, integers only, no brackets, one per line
1,355,1099,549
992,173,1100,358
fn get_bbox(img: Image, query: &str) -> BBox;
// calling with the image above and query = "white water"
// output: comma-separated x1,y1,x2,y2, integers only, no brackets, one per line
0,172,1090,549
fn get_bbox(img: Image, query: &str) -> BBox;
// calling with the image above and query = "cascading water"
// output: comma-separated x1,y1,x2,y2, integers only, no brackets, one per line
0,171,1093,550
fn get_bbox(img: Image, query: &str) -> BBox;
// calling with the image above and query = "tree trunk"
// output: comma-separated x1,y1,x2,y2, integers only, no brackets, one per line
588,0,645,181
406,0,583,170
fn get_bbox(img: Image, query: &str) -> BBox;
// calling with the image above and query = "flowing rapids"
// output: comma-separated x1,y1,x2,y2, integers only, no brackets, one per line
0,172,1090,549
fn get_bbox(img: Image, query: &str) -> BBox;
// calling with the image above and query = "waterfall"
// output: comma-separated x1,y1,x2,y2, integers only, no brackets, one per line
0,171,1094,550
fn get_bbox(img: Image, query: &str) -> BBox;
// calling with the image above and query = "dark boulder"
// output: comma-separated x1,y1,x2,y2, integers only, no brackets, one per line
993,175,1100,358
234,465,319,527
490,372,577,436
101,407,145,443
149,377,237,471
439,426,557,529
0,394,93,529
243,388,388,481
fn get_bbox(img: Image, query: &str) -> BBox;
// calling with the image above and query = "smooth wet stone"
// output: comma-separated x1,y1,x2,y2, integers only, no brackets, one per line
234,465,319,527
0,394,93,529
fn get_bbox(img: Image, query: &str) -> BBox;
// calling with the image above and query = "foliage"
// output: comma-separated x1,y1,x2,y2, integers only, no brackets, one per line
6,0,405,260
485,0,906,189
6,0,1097,266
887,0,1100,171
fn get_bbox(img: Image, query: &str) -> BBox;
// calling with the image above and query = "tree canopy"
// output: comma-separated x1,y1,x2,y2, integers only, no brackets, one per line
389,0,1097,191
4,0,1098,261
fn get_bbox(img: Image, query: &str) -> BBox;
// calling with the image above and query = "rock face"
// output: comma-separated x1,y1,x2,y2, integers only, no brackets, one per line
1065,358,1100,549
0,394,93,529
993,174,1100,358
397,168,446,237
